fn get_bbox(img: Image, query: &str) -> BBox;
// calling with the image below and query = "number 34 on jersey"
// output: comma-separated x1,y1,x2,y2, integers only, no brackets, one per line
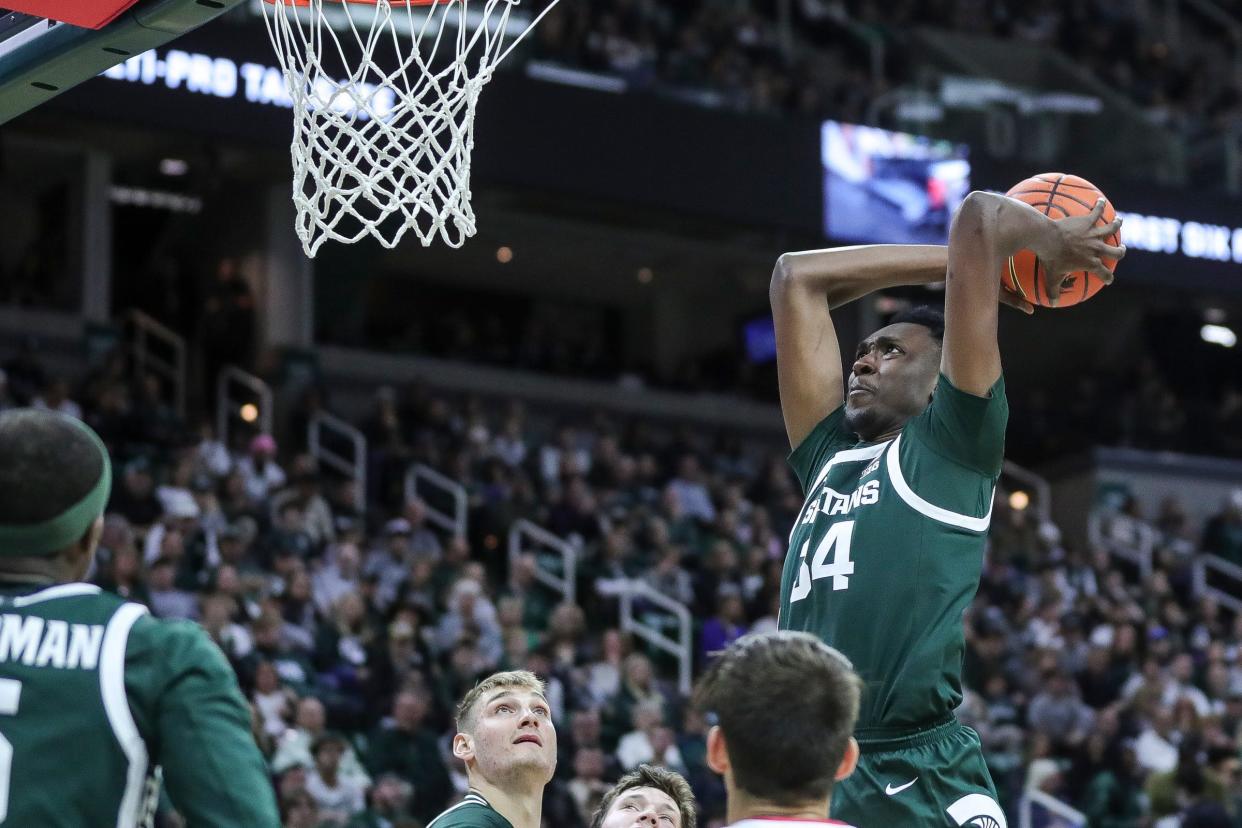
789,479,879,603
788,479,879,602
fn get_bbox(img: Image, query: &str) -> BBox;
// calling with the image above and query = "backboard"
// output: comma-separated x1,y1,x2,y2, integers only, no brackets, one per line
0,0,244,124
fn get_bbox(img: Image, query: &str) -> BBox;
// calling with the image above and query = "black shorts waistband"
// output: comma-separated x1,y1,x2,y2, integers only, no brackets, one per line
854,715,961,754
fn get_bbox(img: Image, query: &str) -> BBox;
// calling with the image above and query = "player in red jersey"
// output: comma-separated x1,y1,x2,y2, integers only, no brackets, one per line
695,631,864,828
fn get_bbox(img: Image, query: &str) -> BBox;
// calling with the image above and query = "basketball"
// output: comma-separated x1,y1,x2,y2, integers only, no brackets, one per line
1001,173,1120,308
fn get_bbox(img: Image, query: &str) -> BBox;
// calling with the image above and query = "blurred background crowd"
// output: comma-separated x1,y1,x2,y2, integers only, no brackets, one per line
4,342,1242,828
529,0,1242,144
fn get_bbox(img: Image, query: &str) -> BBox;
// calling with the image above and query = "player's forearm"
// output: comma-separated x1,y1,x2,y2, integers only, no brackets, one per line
958,190,1058,261
771,244,948,309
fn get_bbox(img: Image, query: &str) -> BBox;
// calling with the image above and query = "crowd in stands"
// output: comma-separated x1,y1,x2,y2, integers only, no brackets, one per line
529,0,1242,147
5,339,1242,828
1007,358,1242,464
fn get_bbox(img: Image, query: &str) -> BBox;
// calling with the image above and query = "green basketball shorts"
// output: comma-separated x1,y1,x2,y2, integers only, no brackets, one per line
830,717,1008,828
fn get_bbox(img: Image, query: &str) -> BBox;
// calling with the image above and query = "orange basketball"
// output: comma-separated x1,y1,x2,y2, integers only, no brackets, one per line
1001,173,1120,308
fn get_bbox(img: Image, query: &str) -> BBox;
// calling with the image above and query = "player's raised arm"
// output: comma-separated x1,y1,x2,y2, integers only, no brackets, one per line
135,619,281,826
770,245,949,449
943,192,1125,395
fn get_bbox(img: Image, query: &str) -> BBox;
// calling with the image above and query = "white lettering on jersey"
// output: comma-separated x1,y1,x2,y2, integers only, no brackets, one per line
800,480,881,526
0,615,105,669
0,616,43,665
34,620,67,668
67,623,104,670
790,520,856,602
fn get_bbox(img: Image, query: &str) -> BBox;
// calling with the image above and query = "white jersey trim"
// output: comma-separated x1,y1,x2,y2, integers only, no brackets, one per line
99,602,150,828
885,434,993,532
427,792,491,827
791,442,891,545
11,583,101,607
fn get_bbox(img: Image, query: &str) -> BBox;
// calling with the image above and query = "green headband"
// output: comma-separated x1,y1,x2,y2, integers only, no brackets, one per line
0,416,112,556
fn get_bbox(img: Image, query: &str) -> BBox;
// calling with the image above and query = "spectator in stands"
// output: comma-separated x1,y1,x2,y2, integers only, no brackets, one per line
606,653,666,749
93,520,152,605
272,462,336,548
149,556,198,620
1081,742,1147,827
238,433,287,503
251,659,296,742
540,424,591,486
244,610,318,697
569,747,611,825
436,578,503,666
1027,669,1095,753
616,701,686,773
667,455,715,525
400,497,443,558
1202,490,1242,565
365,519,419,611
698,586,747,665
1136,706,1181,775
350,773,415,828
366,689,452,824
306,732,367,825
109,456,163,527
201,590,253,663
643,545,695,607
32,376,82,420
313,541,364,617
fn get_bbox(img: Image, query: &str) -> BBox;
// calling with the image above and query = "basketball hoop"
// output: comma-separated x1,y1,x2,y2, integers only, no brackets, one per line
260,0,560,257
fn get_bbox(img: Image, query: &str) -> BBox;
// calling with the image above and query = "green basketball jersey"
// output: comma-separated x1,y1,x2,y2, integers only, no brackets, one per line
427,791,515,828
780,374,1007,732
0,581,280,827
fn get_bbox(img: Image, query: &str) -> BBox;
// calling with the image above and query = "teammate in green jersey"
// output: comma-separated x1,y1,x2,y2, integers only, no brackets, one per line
769,193,1125,827
430,670,558,828
0,408,279,827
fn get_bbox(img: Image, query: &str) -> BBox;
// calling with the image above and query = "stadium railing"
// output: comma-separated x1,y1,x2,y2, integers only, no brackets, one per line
1193,553,1242,615
128,309,186,418
507,519,578,606
1020,789,1086,828
216,365,273,447
307,410,367,515
619,580,693,696
403,463,467,538
1087,510,1155,582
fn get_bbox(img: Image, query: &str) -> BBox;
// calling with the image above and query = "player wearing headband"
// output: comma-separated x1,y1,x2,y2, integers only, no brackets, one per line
0,409,279,826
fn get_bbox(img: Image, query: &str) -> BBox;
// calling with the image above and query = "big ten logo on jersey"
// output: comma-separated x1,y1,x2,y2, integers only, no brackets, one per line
798,479,881,527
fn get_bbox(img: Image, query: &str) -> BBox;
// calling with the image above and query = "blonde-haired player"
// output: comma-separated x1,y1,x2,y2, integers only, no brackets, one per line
429,670,558,828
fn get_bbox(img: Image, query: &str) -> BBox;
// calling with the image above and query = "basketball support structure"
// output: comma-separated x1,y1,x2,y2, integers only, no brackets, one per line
0,0,244,125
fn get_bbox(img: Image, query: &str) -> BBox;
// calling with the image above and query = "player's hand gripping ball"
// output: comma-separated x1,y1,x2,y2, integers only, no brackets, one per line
1001,173,1125,309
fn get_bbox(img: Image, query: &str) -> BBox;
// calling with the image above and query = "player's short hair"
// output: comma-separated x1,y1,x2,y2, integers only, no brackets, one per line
889,305,945,343
694,631,862,806
0,409,105,525
590,765,697,828
455,670,546,733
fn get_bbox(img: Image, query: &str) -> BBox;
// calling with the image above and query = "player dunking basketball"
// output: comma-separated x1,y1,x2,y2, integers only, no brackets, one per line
770,192,1124,826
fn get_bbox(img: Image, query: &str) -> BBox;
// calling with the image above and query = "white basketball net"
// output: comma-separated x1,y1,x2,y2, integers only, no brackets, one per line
260,0,559,257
